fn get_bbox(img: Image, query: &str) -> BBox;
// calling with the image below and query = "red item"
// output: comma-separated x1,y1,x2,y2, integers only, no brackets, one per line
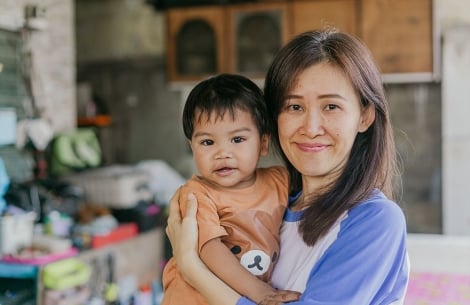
91,223,138,248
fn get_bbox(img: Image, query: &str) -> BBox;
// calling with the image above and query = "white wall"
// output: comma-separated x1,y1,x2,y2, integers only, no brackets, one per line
436,0,470,235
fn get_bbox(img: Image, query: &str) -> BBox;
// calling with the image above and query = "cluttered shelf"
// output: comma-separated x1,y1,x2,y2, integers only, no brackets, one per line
0,160,187,305
0,227,165,305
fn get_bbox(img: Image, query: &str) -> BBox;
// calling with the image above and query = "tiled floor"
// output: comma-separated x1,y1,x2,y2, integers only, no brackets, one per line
405,272,470,304
405,234,470,304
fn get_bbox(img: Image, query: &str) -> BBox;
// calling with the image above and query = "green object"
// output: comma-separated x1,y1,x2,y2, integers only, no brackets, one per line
49,128,102,176
105,283,118,302
105,252,119,304
43,258,91,290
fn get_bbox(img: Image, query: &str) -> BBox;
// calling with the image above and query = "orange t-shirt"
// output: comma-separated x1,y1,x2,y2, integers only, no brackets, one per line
162,166,288,305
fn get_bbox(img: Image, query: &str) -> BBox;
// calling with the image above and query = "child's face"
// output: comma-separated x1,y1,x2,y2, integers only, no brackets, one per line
190,108,269,190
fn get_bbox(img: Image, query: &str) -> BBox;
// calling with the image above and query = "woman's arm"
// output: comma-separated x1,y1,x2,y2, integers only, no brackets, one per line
166,190,241,305
166,189,300,305
201,238,278,304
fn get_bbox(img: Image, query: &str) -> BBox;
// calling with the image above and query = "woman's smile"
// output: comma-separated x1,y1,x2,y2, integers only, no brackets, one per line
295,142,329,153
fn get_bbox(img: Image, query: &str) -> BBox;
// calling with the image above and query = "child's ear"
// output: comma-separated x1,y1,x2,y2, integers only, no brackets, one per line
260,134,269,156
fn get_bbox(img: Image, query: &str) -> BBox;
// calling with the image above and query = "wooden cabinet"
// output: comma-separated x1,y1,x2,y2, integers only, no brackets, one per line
165,0,435,83
166,6,228,82
227,3,290,79
290,0,358,38
360,0,433,79
166,3,290,82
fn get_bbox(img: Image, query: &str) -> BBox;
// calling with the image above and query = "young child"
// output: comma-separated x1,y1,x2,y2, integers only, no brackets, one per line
161,74,289,305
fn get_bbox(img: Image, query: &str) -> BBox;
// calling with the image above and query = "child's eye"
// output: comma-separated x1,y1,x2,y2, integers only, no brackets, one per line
201,139,214,146
232,137,245,143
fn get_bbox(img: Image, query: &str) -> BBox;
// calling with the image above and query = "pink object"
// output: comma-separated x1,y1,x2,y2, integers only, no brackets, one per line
404,272,470,305
1,248,78,265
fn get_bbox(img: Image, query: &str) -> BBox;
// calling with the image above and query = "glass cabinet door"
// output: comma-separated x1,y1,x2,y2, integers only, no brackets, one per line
166,7,227,82
235,11,282,73
176,20,217,75
228,3,289,79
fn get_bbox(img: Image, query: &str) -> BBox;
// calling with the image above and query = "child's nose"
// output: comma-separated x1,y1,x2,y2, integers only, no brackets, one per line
215,145,233,159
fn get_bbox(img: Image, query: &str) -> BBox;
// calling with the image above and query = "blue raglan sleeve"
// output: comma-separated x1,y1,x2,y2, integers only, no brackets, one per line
237,200,409,305
296,200,409,305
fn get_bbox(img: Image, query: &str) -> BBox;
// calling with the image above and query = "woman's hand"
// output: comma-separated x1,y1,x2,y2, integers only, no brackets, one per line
166,189,241,305
257,290,301,305
165,188,200,282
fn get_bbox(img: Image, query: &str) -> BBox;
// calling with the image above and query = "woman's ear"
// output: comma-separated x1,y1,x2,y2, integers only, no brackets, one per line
358,104,375,133
260,134,270,157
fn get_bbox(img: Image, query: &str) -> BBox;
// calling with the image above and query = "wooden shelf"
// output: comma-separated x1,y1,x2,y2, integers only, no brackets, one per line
0,228,165,305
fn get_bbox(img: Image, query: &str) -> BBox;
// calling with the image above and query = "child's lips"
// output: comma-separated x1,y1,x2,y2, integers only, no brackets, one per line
215,167,235,176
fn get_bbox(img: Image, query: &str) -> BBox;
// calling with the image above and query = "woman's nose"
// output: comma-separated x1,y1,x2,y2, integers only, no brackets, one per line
300,110,324,137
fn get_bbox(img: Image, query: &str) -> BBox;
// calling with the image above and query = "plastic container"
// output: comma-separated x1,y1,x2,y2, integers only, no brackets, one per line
63,165,152,208
0,212,36,257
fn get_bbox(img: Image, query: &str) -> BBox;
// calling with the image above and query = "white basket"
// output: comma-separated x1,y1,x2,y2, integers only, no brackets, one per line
63,165,153,208
0,212,36,256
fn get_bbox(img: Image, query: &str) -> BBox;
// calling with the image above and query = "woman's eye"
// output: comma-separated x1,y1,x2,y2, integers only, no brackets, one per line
287,104,302,111
201,139,214,146
325,104,339,111
232,137,245,143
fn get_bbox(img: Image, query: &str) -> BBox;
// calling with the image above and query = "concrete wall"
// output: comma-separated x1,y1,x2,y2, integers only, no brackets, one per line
75,0,165,65
435,0,470,235
441,26,470,236
0,0,76,132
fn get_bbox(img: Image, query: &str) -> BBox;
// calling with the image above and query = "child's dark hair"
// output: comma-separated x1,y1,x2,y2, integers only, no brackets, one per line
182,73,269,140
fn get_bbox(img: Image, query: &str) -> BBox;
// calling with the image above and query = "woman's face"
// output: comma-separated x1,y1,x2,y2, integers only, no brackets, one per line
278,62,374,192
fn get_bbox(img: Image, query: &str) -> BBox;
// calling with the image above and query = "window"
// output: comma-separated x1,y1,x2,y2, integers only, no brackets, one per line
0,28,32,119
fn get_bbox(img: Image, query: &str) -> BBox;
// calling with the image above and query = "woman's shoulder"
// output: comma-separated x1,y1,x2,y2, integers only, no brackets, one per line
347,190,406,230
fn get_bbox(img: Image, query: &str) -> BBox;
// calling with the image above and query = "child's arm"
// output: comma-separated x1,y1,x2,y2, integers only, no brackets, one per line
200,238,278,304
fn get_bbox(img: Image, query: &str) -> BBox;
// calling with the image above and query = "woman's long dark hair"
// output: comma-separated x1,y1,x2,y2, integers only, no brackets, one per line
264,29,399,246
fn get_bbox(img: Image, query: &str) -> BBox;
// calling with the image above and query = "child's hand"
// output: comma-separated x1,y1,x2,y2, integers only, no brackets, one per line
257,289,301,305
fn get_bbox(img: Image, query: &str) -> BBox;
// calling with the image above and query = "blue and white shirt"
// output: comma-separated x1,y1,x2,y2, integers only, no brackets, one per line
237,190,409,305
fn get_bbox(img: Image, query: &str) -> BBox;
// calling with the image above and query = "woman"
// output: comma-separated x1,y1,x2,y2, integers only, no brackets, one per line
166,29,409,305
